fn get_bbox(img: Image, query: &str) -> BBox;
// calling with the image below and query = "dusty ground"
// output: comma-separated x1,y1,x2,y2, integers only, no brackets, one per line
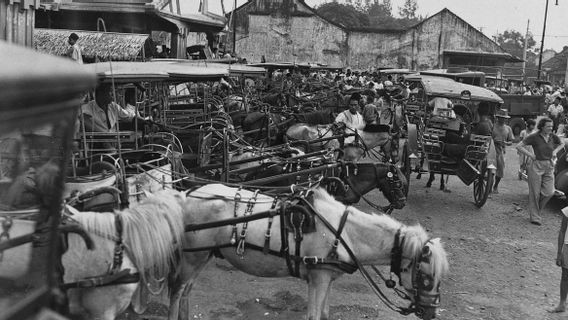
120,146,566,320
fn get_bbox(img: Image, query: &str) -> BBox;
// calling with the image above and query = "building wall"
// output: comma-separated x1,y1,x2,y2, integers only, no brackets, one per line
237,14,347,66
234,2,506,69
1,0,38,47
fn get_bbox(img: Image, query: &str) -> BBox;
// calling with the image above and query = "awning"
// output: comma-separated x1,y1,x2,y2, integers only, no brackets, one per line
443,50,524,63
34,29,149,61
155,11,225,32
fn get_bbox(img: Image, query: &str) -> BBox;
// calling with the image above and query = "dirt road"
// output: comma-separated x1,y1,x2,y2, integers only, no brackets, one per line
121,146,566,320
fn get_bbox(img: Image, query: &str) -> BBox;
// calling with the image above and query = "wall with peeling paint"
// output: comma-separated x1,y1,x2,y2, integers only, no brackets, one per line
237,14,347,66
232,0,507,70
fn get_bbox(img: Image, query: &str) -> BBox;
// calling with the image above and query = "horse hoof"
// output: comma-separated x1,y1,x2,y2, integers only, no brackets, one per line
425,184,431,188
416,174,422,180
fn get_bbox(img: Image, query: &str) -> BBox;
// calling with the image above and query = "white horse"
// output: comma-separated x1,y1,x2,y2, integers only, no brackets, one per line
62,189,187,320
286,123,392,161
171,184,449,320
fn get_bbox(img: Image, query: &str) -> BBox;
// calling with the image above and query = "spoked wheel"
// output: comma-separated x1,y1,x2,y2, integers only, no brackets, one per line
473,160,494,208
400,141,411,196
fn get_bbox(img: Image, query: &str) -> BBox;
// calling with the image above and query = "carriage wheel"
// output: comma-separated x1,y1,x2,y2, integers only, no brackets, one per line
473,161,494,208
400,142,411,196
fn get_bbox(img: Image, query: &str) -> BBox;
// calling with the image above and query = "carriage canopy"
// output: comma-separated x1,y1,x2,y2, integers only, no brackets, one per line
405,75,503,104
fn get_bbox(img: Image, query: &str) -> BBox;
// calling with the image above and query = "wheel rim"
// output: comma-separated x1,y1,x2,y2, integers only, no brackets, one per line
473,162,493,207
401,143,411,195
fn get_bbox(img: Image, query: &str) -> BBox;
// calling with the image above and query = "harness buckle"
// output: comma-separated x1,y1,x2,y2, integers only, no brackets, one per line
332,239,339,248
302,256,322,265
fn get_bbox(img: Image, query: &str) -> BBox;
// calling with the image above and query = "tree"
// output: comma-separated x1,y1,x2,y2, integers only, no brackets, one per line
316,0,422,31
316,2,369,29
495,30,536,59
398,0,417,19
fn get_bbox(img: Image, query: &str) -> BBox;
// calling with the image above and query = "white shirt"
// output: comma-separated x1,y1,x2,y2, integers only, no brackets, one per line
335,110,365,130
79,100,136,132
548,104,564,118
429,97,456,118
70,43,83,64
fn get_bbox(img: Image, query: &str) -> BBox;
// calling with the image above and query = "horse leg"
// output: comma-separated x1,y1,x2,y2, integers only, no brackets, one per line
307,270,334,320
440,173,445,190
320,277,334,320
416,157,425,179
426,172,434,188
169,252,213,320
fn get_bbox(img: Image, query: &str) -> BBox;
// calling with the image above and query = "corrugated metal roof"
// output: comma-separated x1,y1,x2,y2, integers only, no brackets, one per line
34,29,149,61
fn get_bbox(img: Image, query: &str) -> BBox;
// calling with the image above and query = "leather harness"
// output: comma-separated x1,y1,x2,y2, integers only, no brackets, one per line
183,191,358,278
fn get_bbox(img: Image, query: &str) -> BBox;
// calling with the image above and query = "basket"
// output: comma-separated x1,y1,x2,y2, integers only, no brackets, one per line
456,159,480,186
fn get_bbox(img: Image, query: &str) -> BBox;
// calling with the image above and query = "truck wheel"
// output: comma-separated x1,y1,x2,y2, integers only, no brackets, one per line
510,117,526,137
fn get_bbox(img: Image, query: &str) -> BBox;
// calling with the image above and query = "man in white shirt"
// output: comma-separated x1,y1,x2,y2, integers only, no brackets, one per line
548,96,564,132
335,93,365,130
79,84,137,133
67,33,83,64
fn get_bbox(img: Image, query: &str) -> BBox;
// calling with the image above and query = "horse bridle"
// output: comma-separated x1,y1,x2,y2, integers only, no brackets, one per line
341,162,406,214
307,202,438,318
389,229,441,317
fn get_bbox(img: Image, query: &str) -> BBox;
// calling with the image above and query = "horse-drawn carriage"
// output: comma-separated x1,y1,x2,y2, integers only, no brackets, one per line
404,75,502,207
0,40,96,320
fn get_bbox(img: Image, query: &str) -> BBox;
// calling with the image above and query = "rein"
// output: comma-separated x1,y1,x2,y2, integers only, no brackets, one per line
298,199,415,315
61,211,140,290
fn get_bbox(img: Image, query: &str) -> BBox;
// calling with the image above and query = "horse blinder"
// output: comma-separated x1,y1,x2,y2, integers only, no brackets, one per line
386,166,406,209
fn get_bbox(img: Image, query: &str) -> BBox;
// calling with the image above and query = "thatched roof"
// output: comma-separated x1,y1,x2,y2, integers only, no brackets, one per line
34,29,150,61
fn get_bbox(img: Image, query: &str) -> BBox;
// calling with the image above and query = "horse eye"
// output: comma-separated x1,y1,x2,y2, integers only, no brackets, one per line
421,275,434,291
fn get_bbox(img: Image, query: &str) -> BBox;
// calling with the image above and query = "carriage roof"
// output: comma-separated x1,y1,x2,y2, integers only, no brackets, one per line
379,68,416,75
150,59,266,77
405,75,503,103
88,61,229,83
0,40,96,134
247,62,311,70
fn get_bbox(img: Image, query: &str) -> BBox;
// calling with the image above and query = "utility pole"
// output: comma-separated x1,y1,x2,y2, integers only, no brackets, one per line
565,54,568,88
233,0,237,54
537,0,549,80
522,20,529,82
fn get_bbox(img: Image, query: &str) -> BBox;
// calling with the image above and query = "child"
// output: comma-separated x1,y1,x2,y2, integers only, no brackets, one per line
517,119,536,180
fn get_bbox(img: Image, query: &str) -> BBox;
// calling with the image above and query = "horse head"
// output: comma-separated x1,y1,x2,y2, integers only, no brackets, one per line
396,229,449,320
376,163,407,210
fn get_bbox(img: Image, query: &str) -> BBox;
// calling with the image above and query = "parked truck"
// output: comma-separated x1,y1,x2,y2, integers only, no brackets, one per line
499,94,546,137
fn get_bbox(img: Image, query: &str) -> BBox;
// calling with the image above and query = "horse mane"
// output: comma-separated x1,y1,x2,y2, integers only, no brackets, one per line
70,189,186,285
401,225,449,278
311,187,448,278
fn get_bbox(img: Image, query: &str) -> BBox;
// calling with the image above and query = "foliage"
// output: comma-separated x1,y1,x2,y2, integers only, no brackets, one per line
398,0,418,19
316,0,423,30
495,30,537,58
316,2,369,28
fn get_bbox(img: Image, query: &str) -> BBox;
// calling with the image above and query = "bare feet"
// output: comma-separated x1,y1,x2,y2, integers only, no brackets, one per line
548,305,566,313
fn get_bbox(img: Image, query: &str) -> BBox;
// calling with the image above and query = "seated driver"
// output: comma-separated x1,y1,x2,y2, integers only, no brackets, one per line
442,101,493,160
335,93,365,130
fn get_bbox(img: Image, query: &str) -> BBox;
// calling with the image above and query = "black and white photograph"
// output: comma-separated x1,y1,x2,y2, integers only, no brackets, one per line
1,0,568,319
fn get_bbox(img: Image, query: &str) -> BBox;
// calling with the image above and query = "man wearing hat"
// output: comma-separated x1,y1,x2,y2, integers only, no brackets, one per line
492,109,514,193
